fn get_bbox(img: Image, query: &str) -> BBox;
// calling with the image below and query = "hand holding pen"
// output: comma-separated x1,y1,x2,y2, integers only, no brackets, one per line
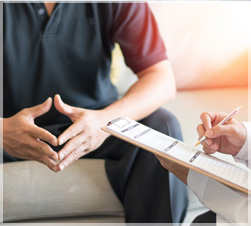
196,106,247,156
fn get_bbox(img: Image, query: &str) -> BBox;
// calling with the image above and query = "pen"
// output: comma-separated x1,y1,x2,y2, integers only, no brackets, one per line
195,106,242,146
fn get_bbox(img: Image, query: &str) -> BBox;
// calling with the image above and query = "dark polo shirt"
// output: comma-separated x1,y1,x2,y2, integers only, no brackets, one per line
4,3,167,130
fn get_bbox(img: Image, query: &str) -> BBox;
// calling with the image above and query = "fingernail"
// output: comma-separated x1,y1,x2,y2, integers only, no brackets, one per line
59,164,64,171
52,166,58,172
52,138,58,146
59,138,64,145
52,153,58,161
59,153,64,160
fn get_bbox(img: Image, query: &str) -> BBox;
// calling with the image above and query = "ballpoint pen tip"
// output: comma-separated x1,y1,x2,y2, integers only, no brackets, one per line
237,106,242,111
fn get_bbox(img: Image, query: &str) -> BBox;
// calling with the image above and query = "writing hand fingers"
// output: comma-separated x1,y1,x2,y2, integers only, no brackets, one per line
203,143,218,155
201,112,228,128
196,124,206,138
200,112,213,130
206,124,237,139
196,123,212,145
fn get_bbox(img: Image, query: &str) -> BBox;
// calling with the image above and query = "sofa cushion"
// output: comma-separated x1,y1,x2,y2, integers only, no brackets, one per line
3,159,124,222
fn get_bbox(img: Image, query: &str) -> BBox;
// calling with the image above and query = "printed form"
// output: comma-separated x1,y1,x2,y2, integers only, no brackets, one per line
105,118,250,194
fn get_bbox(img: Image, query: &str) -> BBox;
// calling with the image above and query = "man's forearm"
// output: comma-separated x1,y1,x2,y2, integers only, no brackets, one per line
100,60,176,123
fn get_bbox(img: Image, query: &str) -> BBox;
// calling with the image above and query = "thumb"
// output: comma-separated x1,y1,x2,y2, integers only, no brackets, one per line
54,94,73,116
28,97,52,118
205,125,237,139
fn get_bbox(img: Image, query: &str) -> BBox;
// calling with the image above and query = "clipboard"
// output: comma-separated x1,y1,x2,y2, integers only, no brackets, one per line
103,117,250,194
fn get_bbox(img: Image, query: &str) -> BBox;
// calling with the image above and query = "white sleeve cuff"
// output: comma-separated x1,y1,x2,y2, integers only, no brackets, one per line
235,122,250,167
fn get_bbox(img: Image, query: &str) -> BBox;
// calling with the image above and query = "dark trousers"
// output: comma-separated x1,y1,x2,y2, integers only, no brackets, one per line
3,108,188,223
191,211,216,226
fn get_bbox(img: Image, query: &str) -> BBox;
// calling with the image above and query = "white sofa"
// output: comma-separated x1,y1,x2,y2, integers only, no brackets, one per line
2,1,249,224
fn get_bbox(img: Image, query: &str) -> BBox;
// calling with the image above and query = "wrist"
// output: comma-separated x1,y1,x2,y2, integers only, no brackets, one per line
233,122,247,156
234,122,249,159
98,105,124,125
240,122,247,147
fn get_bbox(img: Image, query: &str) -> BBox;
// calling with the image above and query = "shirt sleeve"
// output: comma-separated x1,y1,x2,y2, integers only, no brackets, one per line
187,170,249,224
234,122,251,168
111,3,167,74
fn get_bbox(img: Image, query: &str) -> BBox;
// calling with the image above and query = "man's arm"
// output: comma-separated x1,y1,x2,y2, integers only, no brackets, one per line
55,3,176,171
55,59,177,170
100,60,176,121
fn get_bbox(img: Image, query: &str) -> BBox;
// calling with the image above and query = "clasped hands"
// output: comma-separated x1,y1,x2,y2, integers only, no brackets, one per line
3,94,109,172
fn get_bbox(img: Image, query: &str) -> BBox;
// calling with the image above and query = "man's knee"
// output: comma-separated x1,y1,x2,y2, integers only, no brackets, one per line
140,108,183,140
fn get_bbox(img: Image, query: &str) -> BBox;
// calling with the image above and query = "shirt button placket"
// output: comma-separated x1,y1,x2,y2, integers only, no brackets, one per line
38,8,45,15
